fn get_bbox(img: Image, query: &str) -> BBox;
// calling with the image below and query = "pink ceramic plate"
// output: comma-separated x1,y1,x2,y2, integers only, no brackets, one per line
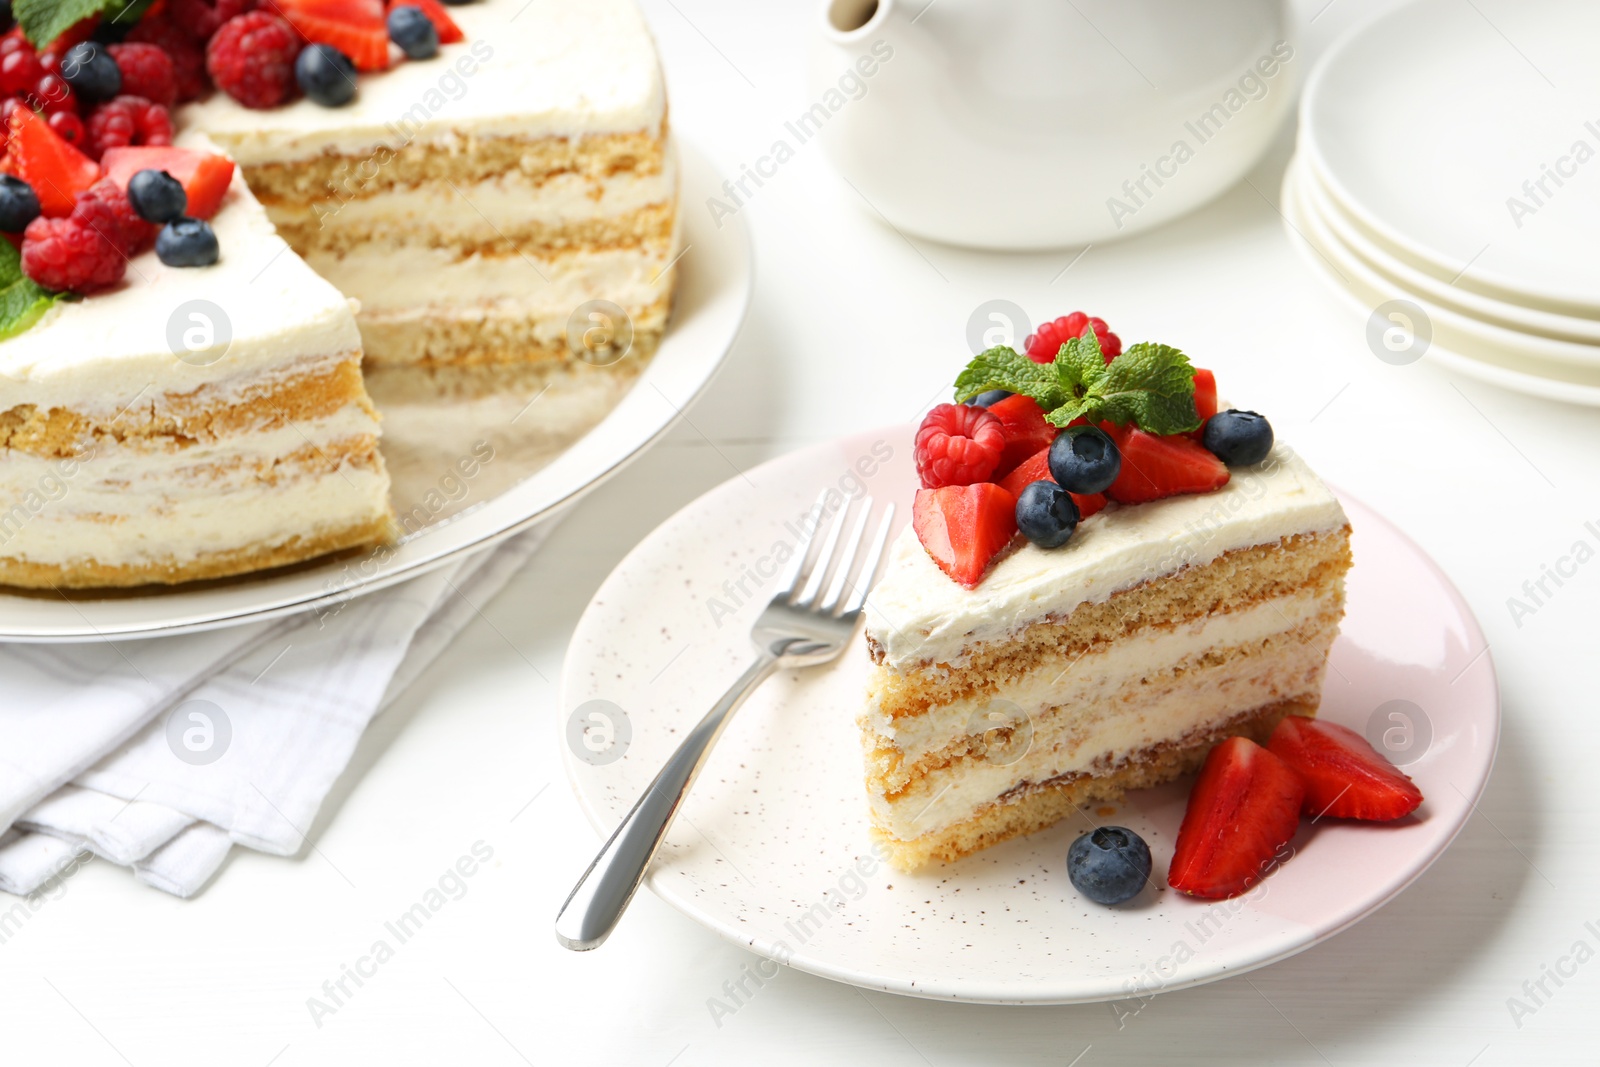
560,428,1500,1004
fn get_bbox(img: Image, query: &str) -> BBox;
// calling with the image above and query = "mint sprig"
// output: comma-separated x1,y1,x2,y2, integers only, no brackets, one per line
15,0,153,48
952,330,1201,436
0,239,64,341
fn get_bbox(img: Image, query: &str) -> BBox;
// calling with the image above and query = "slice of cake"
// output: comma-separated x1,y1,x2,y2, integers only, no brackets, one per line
860,316,1352,870
185,0,679,372
0,161,391,588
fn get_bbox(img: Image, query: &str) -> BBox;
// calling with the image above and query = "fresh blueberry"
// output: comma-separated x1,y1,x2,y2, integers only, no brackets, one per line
387,5,439,59
1067,826,1152,906
0,174,39,233
1048,425,1121,495
156,218,219,267
60,42,122,104
127,169,187,224
972,388,1013,408
1015,480,1079,548
296,44,358,108
1202,409,1274,467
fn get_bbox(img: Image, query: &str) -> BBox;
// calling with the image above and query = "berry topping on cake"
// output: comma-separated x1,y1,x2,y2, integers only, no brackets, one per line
1048,425,1121,495
156,216,219,267
1192,367,1218,425
985,393,1057,477
35,73,78,115
206,12,300,108
125,17,209,103
1067,826,1151,906
107,42,177,107
45,109,84,148
296,43,358,107
387,4,439,59
996,446,1107,519
1267,717,1423,822
279,0,392,73
0,36,42,97
1024,311,1122,364
84,95,173,160
102,145,234,219
60,42,121,103
1168,736,1304,900
1,106,99,218
86,177,156,255
127,167,185,223
398,0,464,42
1104,424,1229,504
1014,480,1079,549
1202,409,1274,467
0,173,38,232
21,191,126,293
912,482,1017,589
914,402,1005,489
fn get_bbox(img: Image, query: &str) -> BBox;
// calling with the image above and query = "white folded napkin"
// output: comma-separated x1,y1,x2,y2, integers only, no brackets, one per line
0,525,549,898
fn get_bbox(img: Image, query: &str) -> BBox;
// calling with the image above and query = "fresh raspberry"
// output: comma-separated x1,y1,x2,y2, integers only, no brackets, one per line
1024,312,1124,364
47,111,86,150
21,192,128,293
126,16,210,101
87,177,156,255
205,12,298,109
171,0,227,41
84,95,173,160
30,73,77,115
0,43,42,95
915,403,1006,489
108,43,178,107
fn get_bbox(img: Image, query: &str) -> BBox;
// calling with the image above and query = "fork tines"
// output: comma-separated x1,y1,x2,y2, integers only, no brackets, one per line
775,489,896,618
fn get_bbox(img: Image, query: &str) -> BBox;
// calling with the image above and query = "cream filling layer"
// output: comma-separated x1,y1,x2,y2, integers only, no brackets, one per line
869,612,1339,841
866,446,1347,670
865,590,1332,768
0,410,385,566
0,169,362,414
309,244,674,320
266,161,678,240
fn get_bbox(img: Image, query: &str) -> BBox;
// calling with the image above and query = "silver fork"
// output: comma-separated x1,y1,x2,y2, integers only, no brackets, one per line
555,490,897,951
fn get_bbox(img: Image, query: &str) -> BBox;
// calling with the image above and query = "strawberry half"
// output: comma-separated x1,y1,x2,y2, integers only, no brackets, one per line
1,108,99,218
997,446,1107,519
1169,737,1305,900
392,0,464,43
278,0,391,71
1268,717,1424,821
912,482,1017,589
985,394,1057,478
1189,368,1218,441
1105,423,1229,504
100,146,235,220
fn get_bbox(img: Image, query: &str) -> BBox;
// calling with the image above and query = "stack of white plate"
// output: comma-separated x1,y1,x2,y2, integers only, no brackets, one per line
1284,0,1600,405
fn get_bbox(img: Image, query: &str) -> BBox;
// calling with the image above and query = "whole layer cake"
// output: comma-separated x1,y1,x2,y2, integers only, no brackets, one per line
859,315,1353,871
185,0,678,370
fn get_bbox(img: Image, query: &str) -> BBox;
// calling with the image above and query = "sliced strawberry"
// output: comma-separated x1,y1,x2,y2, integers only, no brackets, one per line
100,145,235,220
394,0,464,43
279,0,390,71
1169,737,1304,900
912,483,1017,589
997,446,1106,518
0,108,98,217
985,394,1057,478
1193,368,1218,422
1104,423,1229,504
1268,717,1423,821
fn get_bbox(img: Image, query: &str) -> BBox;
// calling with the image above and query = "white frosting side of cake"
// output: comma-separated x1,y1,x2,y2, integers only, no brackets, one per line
182,0,666,163
0,173,361,414
865,446,1347,671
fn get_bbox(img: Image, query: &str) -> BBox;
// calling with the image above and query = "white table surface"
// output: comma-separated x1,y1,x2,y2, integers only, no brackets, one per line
6,1,1596,1063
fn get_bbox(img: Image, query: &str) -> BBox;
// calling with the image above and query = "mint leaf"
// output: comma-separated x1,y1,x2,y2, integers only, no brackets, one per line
1053,329,1106,393
953,346,1066,409
1087,342,1201,434
0,238,63,340
15,0,149,48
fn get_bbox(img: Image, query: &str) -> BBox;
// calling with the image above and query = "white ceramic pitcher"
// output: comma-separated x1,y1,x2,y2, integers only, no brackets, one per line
810,0,1296,249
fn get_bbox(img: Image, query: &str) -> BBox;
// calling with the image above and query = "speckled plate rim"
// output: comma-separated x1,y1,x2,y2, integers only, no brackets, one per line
0,141,751,642
560,428,1501,1005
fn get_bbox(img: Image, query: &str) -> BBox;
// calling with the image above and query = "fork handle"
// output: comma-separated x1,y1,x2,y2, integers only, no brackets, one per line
555,650,781,951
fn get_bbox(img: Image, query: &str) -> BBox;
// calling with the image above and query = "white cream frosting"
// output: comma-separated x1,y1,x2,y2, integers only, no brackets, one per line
0,173,361,415
865,446,1347,671
182,0,666,164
